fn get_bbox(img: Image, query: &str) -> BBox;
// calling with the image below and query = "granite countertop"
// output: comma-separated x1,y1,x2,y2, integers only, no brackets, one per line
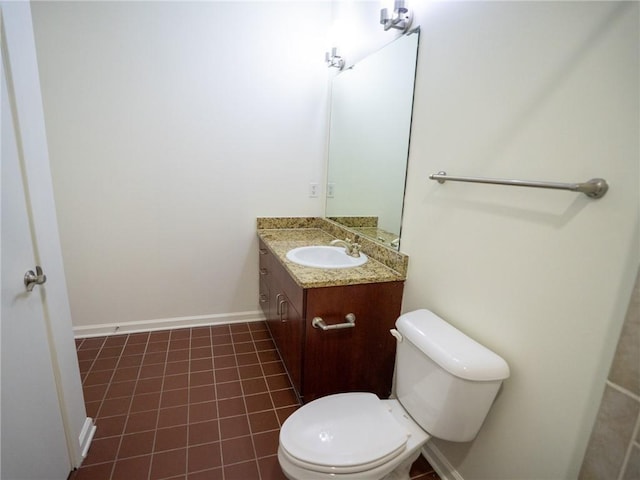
257,228,406,289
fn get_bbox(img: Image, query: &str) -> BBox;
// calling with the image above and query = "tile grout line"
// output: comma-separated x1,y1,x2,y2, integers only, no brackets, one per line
255,328,279,417
144,334,160,476
202,325,216,476
228,325,250,478
109,332,150,480
215,326,227,480
158,331,180,480
155,331,173,480
258,330,280,427
253,324,281,474
82,336,112,421
236,324,262,480
88,336,124,476
183,327,194,479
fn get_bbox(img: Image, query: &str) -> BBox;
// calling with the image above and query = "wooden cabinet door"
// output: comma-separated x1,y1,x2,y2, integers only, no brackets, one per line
258,241,271,318
278,297,304,395
303,282,404,402
259,241,304,396
259,240,283,358
266,278,284,363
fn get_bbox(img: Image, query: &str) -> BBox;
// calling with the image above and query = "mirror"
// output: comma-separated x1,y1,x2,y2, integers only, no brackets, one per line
325,30,419,250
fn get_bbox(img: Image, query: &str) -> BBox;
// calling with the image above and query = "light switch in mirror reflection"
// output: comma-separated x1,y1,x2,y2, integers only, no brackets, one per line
325,30,419,251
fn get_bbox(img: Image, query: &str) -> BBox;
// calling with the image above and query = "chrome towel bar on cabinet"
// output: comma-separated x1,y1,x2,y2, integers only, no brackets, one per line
429,171,608,199
312,313,356,331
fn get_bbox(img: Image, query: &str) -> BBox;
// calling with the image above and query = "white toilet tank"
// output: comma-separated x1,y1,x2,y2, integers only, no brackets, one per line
394,309,510,442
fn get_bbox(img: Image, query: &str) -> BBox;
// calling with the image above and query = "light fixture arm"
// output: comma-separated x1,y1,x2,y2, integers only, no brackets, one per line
380,1,413,32
325,47,345,70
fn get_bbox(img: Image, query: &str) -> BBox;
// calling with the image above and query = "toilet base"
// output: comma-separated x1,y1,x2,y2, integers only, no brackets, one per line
381,450,422,480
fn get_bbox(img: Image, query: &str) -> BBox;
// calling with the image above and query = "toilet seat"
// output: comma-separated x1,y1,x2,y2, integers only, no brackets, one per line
279,392,410,474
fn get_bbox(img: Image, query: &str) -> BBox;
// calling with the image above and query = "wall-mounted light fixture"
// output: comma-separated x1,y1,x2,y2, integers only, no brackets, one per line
380,0,412,32
325,47,345,70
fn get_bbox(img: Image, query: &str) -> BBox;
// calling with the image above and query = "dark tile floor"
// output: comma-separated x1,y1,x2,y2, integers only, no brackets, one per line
72,321,440,480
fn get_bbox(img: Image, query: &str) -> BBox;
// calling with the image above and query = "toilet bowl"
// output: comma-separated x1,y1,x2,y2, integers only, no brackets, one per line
278,393,429,480
278,309,510,480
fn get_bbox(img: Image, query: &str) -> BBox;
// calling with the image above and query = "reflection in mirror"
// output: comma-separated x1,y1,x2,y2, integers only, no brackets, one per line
325,30,419,251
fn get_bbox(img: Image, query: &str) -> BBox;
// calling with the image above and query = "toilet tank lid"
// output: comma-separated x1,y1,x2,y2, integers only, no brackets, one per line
396,309,510,381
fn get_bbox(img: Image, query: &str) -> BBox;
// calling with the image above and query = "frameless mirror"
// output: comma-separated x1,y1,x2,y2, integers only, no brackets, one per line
325,30,419,250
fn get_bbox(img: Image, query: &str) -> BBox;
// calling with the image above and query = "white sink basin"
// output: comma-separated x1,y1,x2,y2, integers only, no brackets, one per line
286,246,368,269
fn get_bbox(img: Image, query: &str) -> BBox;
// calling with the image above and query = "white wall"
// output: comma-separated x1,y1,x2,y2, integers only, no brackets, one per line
331,1,639,479
405,2,638,479
31,1,331,332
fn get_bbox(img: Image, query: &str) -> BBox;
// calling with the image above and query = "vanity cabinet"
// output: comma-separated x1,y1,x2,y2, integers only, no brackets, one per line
258,239,404,403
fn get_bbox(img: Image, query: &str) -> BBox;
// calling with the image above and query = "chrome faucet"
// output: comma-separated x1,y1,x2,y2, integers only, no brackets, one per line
330,238,361,257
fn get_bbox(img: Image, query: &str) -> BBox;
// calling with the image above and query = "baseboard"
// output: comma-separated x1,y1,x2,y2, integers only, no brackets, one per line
422,443,464,480
78,417,96,462
73,310,266,338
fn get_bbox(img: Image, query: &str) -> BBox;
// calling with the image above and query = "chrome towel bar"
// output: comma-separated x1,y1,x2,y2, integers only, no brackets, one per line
429,171,608,199
312,313,356,331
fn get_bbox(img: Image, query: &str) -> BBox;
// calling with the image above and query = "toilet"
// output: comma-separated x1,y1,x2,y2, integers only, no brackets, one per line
277,309,510,480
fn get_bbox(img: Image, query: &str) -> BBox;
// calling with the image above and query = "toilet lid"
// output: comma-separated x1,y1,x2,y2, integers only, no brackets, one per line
280,392,409,471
